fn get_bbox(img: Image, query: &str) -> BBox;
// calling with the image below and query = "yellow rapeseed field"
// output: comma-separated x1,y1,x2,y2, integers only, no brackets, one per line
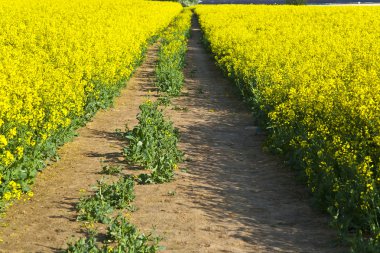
0,0,181,208
196,5,380,250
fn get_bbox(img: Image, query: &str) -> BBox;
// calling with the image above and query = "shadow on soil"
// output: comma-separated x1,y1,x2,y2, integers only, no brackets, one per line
171,16,348,252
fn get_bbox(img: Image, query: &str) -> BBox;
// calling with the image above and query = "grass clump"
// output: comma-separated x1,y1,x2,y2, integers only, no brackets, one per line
76,176,135,223
155,9,192,97
100,164,122,175
66,214,161,253
123,100,183,184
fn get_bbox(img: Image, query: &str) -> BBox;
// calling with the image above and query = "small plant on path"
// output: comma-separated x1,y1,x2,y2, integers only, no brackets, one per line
123,100,183,184
66,214,160,253
77,176,135,223
101,164,122,175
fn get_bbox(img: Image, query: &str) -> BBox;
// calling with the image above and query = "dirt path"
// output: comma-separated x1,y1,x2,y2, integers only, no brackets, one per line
129,18,347,253
0,18,347,253
0,46,160,253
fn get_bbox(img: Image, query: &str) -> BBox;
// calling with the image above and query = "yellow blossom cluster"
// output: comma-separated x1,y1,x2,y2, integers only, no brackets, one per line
0,0,182,207
196,5,380,247
0,176,23,210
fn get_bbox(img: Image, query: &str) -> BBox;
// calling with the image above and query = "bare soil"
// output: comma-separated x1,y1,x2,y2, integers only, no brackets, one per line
0,18,347,253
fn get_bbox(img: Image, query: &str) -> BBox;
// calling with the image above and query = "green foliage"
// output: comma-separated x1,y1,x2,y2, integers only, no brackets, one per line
67,167,161,252
107,214,161,252
77,176,135,223
124,11,191,182
123,101,183,183
155,62,184,96
101,176,135,209
76,194,113,224
66,215,160,253
66,235,101,253
155,9,192,96
135,173,154,185
101,164,122,175
156,95,172,106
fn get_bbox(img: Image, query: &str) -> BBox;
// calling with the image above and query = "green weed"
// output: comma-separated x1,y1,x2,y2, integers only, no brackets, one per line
66,215,160,253
107,214,161,252
101,165,122,175
77,176,135,223
155,10,192,97
123,101,183,184
66,235,100,253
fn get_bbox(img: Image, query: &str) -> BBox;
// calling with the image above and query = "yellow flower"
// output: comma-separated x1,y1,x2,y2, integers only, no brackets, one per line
196,5,380,242
9,181,17,189
16,146,24,158
367,183,374,191
0,135,8,147
3,192,12,201
0,0,182,200
3,151,15,166
8,127,17,139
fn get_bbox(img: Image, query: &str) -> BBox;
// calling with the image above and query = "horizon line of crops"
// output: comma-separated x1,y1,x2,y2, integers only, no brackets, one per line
0,0,182,212
196,5,380,251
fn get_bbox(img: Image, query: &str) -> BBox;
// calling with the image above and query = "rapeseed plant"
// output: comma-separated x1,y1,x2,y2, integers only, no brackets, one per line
196,5,380,251
0,0,182,208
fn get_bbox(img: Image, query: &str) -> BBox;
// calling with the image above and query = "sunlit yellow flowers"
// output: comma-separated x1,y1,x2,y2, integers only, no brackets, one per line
0,0,182,206
196,5,380,247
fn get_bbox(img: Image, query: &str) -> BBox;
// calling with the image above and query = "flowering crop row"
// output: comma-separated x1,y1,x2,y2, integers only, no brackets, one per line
196,5,380,250
156,8,192,96
0,0,182,209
